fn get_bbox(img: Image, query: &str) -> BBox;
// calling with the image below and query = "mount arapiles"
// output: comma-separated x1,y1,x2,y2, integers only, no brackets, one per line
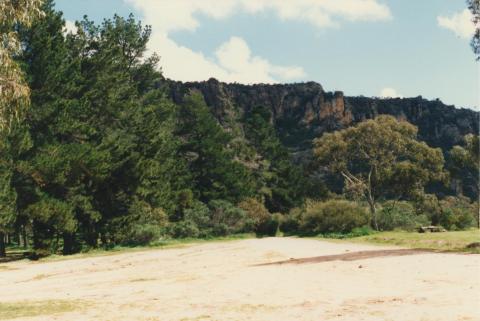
168,78,478,154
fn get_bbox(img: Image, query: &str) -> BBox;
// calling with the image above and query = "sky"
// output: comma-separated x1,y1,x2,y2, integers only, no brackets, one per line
55,0,479,110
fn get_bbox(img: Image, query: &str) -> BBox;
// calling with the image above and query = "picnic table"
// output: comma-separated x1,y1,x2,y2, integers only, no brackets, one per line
418,226,446,233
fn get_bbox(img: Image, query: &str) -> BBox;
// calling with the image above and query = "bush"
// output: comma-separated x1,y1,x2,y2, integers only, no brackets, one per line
280,207,303,234
414,194,442,225
183,201,211,234
237,197,270,230
118,224,161,246
300,200,369,235
127,199,168,226
438,196,476,230
209,200,248,236
415,195,477,230
257,213,283,236
377,201,429,231
113,200,167,245
170,200,248,238
167,220,199,238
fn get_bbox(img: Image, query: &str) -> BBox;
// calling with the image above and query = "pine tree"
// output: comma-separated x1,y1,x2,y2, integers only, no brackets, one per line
243,105,307,212
177,93,255,204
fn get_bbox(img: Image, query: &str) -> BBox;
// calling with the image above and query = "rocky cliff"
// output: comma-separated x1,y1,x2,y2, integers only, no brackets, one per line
167,78,479,153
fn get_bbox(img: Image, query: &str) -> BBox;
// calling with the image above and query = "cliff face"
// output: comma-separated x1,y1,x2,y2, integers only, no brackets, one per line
168,78,479,152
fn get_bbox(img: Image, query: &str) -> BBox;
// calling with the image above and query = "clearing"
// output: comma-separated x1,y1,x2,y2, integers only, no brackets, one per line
0,237,479,321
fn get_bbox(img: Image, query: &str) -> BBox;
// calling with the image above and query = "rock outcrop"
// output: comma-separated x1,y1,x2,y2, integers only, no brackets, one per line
167,78,479,152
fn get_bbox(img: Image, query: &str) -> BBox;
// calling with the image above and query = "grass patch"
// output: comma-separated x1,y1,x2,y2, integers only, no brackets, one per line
0,300,85,320
335,230,480,253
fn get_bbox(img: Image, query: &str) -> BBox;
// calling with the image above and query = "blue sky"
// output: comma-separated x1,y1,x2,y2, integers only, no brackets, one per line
56,0,478,110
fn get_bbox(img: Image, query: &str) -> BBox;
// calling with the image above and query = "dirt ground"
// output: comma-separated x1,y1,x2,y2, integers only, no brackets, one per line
0,237,479,321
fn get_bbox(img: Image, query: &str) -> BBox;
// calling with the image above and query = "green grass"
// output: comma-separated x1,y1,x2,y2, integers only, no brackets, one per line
336,230,480,253
0,300,86,320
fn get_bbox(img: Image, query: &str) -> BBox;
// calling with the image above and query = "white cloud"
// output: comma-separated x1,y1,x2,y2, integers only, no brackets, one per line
380,87,402,98
126,0,392,83
437,9,475,39
64,20,77,34
213,36,306,83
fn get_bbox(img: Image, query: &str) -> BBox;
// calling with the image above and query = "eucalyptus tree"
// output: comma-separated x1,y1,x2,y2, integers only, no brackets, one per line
314,115,446,229
0,0,44,257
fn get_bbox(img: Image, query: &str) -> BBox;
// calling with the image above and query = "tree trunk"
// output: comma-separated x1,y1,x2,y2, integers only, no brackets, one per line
0,232,6,257
62,232,76,255
367,198,378,231
32,220,54,258
366,169,378,230
22,226,27,249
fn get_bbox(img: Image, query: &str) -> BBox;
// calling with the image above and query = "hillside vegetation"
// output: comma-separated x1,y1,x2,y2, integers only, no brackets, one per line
0,1,478,258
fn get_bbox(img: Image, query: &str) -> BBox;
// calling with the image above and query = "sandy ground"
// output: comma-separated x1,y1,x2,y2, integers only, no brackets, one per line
0,237,479,321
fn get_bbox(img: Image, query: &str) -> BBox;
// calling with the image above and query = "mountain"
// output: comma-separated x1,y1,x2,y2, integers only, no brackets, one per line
167,78,479,154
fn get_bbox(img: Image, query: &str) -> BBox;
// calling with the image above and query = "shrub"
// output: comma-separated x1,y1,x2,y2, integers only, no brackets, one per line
118,224,161,246
209,200,248,236
377,201,429,231
415,195,477,230
300,200,369,235
183,201,211,232
438,196,476,230
171,200,248,238
257,213,283,236
280,207,303,234
113,200,168,245
237,197,270,230
414,194,442,225
167,220,199,238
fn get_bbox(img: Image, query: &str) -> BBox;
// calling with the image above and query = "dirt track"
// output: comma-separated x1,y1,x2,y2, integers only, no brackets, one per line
0,237,479,321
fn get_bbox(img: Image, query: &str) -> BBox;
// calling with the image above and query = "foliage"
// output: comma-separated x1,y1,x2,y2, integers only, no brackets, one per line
448,134,479,203
237,197,270,230
256,213,283,237
467,0,480,60
243,105,319,212
0,0,44,130
0,3,476,259
300,200,369,235
167,220,200,239
314,115,446,229
111,200,167,246
177,94,255,203
171,200,249,238
377,201,429,231
414,193,442,225
280,207,303,234
114,224,162,246
437,196,477,230
209,200,249,236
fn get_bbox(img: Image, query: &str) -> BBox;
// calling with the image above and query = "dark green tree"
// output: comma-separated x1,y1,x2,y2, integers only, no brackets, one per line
243,105,309,212
177,93,255,204
449,134,479,227
17,4,186,254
